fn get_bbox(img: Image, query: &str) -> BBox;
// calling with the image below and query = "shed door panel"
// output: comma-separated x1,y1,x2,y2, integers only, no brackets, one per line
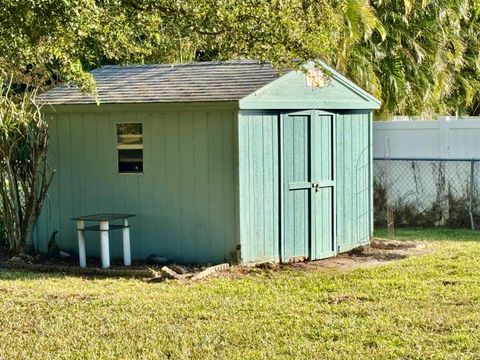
311,114,335,259
282,114,310,261
281,111,335,262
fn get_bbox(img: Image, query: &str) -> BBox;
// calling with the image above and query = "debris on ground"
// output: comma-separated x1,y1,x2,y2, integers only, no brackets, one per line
170,264,188,275
19,254,35,263
160,266,184,280
8,257,24,264
149,263,231,282
146,254,169,265
191,263,230,281
370,238,423,250
255,262,277,270
59,251,71,259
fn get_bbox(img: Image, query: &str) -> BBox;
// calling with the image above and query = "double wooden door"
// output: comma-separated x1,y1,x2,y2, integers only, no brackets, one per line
281,110,336,262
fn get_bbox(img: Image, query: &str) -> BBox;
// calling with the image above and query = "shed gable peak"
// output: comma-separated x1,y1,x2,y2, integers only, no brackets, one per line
240,61,380,110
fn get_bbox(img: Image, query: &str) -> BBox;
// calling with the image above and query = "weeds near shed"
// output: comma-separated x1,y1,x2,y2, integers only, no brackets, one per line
0,81,54,254
374,179,480,229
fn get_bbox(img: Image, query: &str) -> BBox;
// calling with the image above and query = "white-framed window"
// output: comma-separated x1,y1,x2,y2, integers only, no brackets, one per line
116,123,143,173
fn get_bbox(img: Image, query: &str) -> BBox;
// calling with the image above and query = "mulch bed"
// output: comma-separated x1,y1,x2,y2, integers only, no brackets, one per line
0,248,159,278
0,248,222,280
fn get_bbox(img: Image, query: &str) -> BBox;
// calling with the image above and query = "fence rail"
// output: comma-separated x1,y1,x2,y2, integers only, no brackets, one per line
373,158,480,229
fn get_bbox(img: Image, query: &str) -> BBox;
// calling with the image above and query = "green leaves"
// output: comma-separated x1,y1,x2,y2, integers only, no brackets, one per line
347,0,480,117
346,0,386,42
0,0,373,89
1,0,478,116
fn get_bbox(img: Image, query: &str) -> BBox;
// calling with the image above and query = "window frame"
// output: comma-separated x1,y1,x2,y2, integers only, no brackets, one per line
116,122,144,175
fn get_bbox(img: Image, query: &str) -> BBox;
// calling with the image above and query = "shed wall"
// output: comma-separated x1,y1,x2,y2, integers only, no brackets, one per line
37,105,238,263
238,111,279,263
238,110,372,263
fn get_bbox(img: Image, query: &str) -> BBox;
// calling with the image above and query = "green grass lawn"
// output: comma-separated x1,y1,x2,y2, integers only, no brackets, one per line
1,228,480,359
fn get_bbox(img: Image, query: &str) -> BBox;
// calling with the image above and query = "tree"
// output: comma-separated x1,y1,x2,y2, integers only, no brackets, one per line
0,0,383,90
0,83,53,253
342,0,480,118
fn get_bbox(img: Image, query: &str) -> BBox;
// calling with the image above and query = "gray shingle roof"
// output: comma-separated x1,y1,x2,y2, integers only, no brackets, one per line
39,60,281,105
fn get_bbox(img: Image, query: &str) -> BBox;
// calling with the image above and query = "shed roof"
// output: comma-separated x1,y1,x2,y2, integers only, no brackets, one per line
39,60,381,110
38,61,280,105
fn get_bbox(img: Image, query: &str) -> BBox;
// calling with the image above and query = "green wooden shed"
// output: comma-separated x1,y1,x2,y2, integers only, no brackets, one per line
37,60,380,264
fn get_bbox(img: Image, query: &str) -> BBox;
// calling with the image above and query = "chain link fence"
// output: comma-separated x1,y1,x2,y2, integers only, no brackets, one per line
374,159,480,229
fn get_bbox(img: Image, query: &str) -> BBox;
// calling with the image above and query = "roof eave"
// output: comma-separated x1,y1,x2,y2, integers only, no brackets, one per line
40,100,240,114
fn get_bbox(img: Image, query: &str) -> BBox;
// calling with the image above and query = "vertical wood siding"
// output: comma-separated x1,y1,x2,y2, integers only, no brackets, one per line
237,110,372,263
310,114,335,259
335,111,372,251
238,111,279,263
282,113,310,261
37,106,238,264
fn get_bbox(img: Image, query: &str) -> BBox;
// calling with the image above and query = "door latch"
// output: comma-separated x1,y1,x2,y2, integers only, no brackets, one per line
312,183,320,192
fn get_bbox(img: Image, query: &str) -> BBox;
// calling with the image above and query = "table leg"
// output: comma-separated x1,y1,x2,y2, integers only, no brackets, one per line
77,220,86,268
100,221,110,268
122,218,131,266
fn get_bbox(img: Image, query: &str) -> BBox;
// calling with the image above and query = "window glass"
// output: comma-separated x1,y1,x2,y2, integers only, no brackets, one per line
117,123,143,173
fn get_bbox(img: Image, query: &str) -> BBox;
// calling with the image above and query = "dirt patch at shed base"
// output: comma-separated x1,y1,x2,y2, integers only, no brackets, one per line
232,238,432,275
290,238,431,271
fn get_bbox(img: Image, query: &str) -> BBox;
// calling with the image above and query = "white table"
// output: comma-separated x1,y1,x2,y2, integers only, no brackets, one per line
72,213,135,268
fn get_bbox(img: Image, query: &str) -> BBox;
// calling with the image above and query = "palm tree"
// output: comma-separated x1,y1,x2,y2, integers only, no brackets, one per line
341,0,480,118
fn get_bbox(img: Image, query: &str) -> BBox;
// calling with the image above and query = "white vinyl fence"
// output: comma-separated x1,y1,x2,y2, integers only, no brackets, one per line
373,116,480,159
372,117,480,229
